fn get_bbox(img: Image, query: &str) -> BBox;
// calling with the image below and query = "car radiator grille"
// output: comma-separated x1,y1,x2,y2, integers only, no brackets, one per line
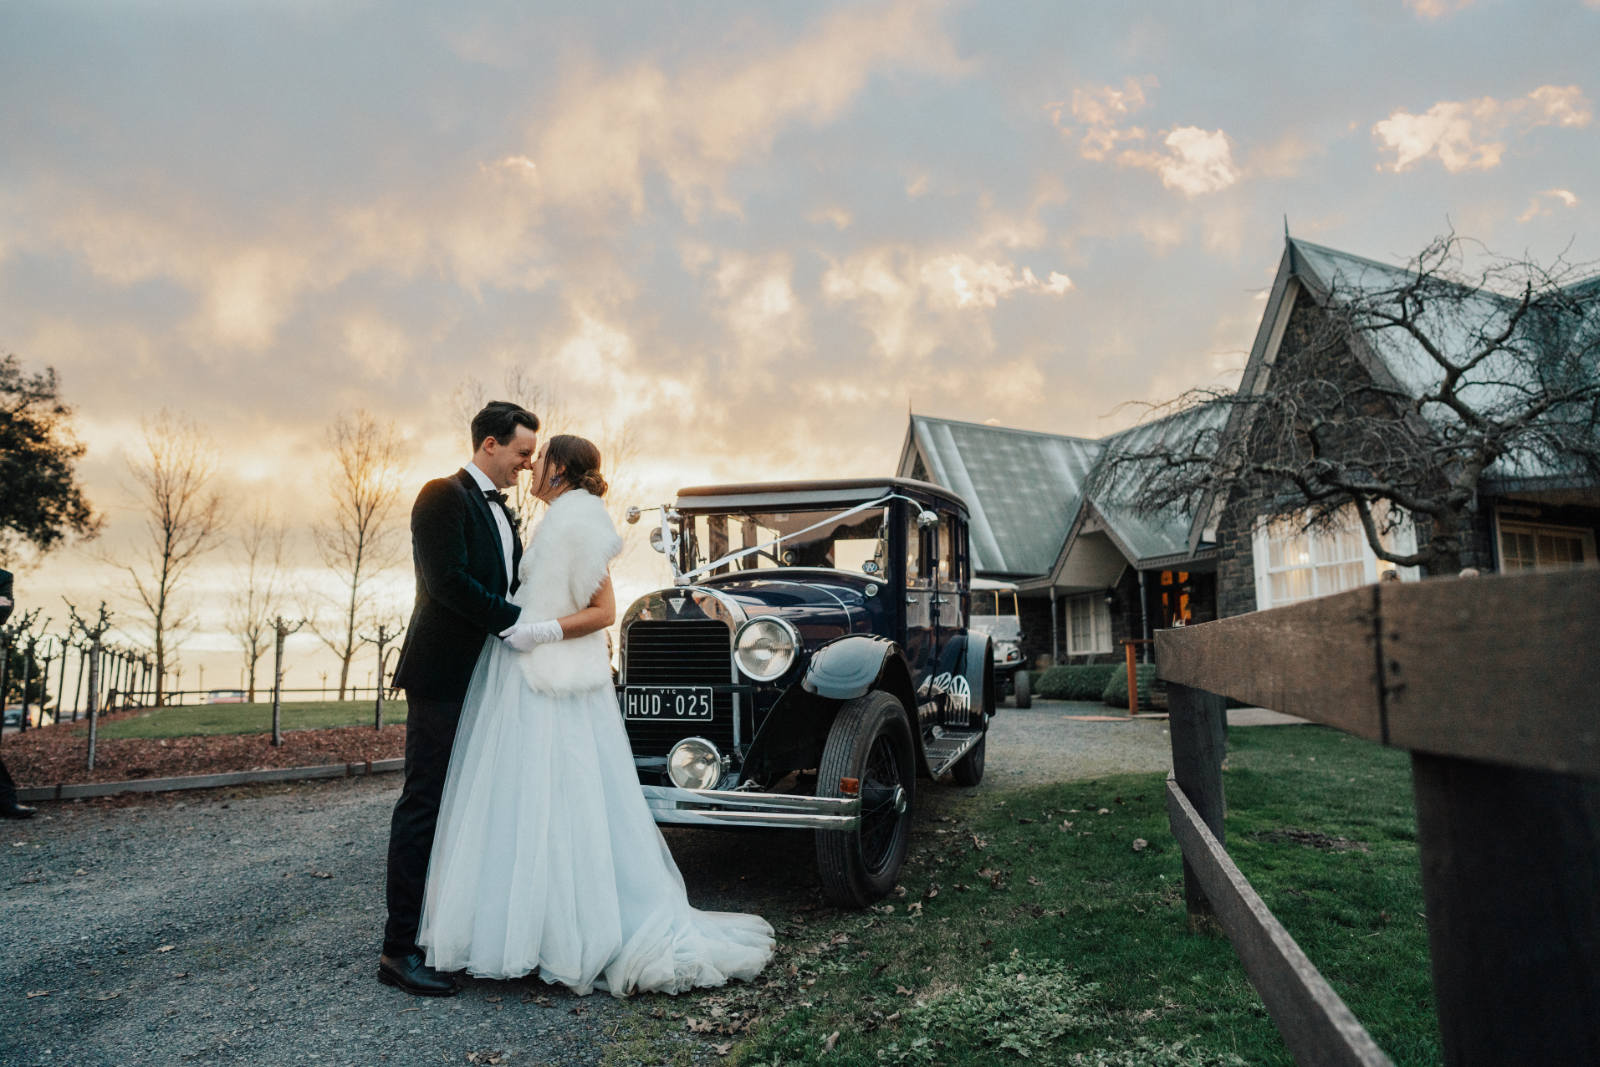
622,619,737,758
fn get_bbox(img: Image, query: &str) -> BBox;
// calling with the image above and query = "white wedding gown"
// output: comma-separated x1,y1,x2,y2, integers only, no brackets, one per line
416,636,775,995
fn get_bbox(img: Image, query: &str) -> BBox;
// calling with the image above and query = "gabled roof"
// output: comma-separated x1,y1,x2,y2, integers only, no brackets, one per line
899,408,1221,581
900,416,1099,577
1285,238,1600,488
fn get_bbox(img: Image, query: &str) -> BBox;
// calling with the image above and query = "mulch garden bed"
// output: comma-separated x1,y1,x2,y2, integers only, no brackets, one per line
1,712,407,788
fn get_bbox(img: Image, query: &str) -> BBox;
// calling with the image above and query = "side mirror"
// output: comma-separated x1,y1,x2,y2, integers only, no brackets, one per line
625,506,643,525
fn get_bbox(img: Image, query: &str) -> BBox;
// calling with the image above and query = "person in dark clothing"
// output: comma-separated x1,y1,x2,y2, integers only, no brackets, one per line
378,403,539,997
0,567,37,819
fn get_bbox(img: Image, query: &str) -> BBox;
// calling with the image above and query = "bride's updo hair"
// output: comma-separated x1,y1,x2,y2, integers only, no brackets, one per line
546,434,608,498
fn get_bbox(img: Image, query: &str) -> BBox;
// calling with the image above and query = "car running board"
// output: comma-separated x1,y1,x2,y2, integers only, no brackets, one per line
924,727,983,777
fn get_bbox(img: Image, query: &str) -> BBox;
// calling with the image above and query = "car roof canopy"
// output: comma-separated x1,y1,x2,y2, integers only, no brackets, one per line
675,477,968,516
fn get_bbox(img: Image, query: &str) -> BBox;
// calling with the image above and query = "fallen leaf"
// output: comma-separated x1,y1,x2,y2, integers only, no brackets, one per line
74,868,87,876
1059,820,1074,831
712,1043,732,1056
1026,876,1043,887
895,985,914,996
308,871,332,879
1097,808,1111,815
95,991,120,1001
1132,838,1149,852
25,990,51,999
484,995,502,1004
156,945,174,953
970,833,988,850
886,1011,901,1024
823,1031,840,1052
907,902,923,916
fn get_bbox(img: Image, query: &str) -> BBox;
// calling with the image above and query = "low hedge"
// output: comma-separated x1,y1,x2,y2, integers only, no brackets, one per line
1102,662,1158,710
1032,664,1119,701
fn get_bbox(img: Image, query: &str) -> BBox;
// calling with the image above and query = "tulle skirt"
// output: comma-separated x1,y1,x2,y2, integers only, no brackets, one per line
416,638,774,995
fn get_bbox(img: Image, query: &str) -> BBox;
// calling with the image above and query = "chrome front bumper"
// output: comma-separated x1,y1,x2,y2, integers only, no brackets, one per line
640,784,861,830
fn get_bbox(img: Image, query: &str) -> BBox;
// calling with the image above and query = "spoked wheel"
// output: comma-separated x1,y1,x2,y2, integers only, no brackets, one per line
815,690,916,907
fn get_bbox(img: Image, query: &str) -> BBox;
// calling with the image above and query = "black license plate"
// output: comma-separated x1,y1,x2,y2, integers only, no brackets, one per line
622,686,714,721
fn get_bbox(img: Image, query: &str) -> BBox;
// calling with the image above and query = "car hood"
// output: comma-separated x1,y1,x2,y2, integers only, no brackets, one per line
696,570,878,645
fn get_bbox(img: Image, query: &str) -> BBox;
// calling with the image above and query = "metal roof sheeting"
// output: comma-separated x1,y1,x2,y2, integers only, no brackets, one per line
1291,239,1600,486
910,417,1099,576
906,408,1221,579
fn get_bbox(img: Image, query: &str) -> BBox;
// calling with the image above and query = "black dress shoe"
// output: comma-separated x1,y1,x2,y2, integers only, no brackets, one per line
378,951,458,997
1,802,35,819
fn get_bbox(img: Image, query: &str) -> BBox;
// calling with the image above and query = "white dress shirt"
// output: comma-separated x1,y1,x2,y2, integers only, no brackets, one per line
465,462,515,590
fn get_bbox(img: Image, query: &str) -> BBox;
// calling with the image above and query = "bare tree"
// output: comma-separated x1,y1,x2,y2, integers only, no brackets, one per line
121,412,226,706
1098,233,1600,575
308,410,405,700
228,504,287,702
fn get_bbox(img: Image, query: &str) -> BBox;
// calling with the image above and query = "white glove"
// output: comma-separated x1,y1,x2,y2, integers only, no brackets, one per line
500,618,564,652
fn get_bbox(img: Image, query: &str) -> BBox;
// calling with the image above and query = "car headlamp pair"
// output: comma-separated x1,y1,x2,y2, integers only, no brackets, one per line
733,616,798,682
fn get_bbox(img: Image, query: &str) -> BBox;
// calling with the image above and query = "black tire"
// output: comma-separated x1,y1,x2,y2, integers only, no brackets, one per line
815,690,916,907
1013,670,1032,709
951,731,986,787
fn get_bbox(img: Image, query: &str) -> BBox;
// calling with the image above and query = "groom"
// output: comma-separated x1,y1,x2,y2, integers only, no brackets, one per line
380,401,539,996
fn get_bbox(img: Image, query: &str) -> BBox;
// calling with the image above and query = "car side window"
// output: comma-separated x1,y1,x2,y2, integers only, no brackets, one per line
937,514,961,589
906,510,931,588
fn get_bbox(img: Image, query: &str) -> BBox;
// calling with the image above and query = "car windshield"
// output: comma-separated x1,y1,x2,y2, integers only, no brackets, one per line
970,615,1022,641
682,506,890,577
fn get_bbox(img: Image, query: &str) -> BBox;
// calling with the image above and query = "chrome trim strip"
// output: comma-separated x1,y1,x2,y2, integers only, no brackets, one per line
640,784,861,830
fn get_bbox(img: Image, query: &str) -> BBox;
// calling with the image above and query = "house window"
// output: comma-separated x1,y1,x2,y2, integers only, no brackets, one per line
1066,593,1111,655
1498,520,1594,571
1252,506,1417,610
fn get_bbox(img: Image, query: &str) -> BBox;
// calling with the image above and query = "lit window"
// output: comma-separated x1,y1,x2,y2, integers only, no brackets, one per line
1252,505,1417,610
1498,520,1594,571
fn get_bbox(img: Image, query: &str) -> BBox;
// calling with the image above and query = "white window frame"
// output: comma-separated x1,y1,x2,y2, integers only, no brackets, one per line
1065,593,1112,655
1252,505,1419,611
1494,516,1596,571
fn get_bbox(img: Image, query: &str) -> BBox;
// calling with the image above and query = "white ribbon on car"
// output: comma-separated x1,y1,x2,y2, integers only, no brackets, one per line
671,493,932,585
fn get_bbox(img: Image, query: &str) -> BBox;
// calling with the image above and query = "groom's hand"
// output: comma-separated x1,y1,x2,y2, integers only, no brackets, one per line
500,618,564,652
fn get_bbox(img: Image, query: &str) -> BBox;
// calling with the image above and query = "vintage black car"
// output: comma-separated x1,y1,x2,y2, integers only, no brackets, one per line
617,478,995,906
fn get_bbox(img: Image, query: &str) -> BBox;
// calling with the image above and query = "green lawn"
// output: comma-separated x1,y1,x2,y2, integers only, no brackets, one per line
610,724,1437,1067
89,699,409,739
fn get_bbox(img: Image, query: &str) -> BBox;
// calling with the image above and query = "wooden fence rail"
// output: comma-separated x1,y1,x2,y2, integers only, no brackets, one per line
1156,567,1600,1067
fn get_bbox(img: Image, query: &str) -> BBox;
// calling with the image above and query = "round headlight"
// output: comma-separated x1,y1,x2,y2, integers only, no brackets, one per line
668,737,724,790
734,617,799,682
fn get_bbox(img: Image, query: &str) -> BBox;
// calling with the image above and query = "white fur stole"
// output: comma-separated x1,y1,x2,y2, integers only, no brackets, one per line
510,489,623,694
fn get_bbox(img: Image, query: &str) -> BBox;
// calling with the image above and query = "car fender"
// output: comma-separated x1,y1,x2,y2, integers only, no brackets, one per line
803,634,908,702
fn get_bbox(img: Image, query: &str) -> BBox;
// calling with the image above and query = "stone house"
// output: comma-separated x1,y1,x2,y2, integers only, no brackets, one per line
901,236,1599,660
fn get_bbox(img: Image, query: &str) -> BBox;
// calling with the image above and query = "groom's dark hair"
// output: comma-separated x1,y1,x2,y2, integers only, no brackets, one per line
471,402,540,451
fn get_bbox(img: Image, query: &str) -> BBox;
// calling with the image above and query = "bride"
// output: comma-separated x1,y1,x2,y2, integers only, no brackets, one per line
416,434,774,995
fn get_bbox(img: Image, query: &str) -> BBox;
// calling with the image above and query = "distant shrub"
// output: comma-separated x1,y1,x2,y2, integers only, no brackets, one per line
1033,664,1118,701
1101,663,1157,710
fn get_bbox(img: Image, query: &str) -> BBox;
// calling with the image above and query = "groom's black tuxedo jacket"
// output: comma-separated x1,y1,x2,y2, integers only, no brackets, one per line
0,568,13,627
391,470,523,701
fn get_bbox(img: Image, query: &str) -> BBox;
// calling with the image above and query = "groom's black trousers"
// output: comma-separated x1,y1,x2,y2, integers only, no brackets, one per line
383,693,462,958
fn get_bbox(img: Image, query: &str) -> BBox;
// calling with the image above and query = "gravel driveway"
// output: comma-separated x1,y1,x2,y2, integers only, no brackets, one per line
1,700,1174,1066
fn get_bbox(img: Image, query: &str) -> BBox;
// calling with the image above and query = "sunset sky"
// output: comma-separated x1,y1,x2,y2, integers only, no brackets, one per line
4,0,1598,693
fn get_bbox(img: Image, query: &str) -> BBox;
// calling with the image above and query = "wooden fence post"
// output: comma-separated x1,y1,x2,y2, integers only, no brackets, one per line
1168,681,1228,931
1410,752,1600,1066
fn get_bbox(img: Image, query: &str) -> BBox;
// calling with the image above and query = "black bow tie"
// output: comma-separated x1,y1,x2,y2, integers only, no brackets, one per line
485,490,509,507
